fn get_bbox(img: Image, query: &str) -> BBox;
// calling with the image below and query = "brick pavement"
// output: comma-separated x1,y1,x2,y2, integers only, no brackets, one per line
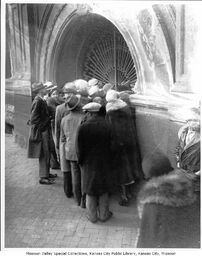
4,134,140,248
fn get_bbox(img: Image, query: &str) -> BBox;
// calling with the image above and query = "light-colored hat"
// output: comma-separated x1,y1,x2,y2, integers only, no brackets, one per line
44,81,57,92
65,94,80,110
74,79,89,97
82,102,101,112
106,89,119,102
88,78,98,87
89,85,99,97
44,81,53,87
63,82,77,94
32,82,46,93
103,83,113,93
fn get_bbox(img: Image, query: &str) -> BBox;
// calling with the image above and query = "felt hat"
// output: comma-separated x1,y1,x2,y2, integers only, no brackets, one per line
103,83,113,93
44,81,57,91
65,94,80,110
32,82,46,93
142,152,173,179
44,81,53,87
88,78,98,87
74,79,89,97
63,82,77,94
89,85,99,97
106,89,119,102
82,102,101,112
93,96,103,105
119,91,130,103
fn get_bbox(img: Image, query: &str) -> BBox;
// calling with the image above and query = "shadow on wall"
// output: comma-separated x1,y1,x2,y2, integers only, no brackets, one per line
135,108,181,168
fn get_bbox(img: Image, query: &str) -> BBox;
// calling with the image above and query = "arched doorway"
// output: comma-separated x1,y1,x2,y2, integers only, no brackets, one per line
54,13,137,89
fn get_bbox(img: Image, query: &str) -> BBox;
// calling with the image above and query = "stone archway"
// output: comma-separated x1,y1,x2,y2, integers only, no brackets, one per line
37,3,174,94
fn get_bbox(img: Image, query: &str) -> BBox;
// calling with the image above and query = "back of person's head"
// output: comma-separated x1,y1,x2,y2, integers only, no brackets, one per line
142,152,173,179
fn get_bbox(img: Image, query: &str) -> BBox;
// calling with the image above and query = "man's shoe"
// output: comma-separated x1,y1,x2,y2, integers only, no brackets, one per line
65,192,73,198
99,211,113,222
86,215,97,223
39,178,55,185
49,173,58,178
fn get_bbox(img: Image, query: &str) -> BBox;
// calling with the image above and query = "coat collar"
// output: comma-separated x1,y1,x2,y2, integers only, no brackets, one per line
138,169,197,217
106,99,127,112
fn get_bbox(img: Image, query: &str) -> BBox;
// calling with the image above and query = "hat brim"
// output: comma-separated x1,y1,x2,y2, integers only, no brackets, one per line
32,86,46,93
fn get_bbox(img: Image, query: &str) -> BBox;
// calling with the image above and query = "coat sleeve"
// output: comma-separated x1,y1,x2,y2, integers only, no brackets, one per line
75,125,84,165
30,99,50,131
60,118,66,144
55,106,61,149
30,100,41,126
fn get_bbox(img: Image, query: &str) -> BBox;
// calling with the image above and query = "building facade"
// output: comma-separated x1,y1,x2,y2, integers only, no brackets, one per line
6,3,201,166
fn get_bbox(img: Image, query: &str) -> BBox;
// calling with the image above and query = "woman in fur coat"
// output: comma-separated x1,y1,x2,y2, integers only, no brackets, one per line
106,90,144,206
136,152,200,248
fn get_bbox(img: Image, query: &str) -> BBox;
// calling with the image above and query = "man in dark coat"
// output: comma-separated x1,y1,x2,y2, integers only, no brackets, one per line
27,82,57,185
76,102,113,223
136,152,200,248
106,90,144,206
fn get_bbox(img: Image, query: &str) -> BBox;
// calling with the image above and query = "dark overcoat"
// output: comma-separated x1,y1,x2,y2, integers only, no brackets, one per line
106,99,144,186
27,95,51,158
76,113,113,196
137,169,200,248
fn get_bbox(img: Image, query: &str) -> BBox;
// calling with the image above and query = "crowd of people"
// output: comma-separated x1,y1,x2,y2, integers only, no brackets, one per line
27,78,144,223
27,77,200,247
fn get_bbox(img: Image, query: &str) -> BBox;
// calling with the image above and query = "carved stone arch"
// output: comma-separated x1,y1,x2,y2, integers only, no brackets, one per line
38,3,175,94
152,4,176,82
38,4,146,90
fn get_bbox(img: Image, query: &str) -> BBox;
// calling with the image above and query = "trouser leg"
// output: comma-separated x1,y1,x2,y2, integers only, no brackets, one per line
70,161,81,205
119,185,129,206
98,193,111,221
49,130,60,169
86,195,98,223
63,171,73,197
39,130,50,178
80,167,86,208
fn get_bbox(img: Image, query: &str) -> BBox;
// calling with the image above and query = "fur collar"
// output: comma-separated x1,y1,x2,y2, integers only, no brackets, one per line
106,99,127,112
138,169,197,217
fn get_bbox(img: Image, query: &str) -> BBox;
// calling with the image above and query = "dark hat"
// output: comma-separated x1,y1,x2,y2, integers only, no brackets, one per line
119,91,130,103
32,82,46,93
82,102,101,112
142,152,173,179
65,94,80,110
93,96,103,105
80,96,91,107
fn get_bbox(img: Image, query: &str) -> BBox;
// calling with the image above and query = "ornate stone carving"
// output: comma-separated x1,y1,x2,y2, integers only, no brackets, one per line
137,9,165,67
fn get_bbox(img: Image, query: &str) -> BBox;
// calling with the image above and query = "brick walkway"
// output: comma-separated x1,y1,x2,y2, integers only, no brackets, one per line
5,134,140,248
